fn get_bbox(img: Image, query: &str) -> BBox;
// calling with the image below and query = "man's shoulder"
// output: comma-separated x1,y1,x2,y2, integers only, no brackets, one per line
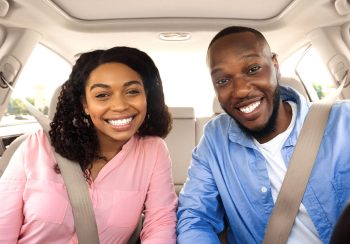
324,100,350,129
205,113,232,131
331,100,350,114
201,113,237,143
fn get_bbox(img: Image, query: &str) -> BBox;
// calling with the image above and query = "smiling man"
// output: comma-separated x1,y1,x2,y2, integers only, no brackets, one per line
176,26,350,243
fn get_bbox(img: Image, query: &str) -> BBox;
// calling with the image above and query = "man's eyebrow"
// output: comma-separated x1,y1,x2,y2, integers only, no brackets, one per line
240,53,262,60
210,68,222,77
210,53,263,76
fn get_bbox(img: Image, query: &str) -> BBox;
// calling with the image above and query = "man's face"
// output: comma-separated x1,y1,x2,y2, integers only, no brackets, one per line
208,32,280,136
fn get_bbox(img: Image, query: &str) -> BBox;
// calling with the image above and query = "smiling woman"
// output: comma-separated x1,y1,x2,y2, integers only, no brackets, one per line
0,46,177,243
82,62,148,168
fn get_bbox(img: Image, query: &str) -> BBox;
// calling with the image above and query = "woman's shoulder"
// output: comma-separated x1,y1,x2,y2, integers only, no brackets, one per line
15,128,53,162
138,135,167,146
24,128,50,149
135,135,169,153
7,128,55,176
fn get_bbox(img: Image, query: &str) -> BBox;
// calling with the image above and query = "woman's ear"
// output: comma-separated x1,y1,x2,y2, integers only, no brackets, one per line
81,97,89,115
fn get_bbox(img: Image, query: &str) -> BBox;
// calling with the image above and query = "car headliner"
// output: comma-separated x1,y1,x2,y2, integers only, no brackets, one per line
0,0,349,65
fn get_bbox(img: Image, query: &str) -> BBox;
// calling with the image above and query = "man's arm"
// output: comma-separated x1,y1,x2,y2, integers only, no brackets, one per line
176,140,225,243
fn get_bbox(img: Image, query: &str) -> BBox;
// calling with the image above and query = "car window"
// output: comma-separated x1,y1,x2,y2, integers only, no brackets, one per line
0,44,71,147
280,45,336,101
153,52,214,117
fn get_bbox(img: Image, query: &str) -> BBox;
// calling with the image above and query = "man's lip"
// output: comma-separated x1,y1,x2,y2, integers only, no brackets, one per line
235,97,263,109
238,100,261,114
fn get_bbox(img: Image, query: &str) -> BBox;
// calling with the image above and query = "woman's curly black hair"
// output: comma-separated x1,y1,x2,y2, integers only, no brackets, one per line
49,46,172,179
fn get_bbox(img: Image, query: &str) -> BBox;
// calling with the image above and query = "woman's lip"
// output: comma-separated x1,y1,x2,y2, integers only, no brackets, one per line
105,119,133,131
105,115,135,120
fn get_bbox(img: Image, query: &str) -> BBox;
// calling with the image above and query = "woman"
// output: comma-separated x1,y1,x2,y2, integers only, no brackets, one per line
0,46,177,243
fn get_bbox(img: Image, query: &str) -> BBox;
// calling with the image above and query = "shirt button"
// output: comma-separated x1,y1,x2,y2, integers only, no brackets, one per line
261,186,267,193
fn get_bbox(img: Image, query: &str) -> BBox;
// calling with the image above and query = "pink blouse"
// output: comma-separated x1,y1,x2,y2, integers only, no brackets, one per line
0,129,177,243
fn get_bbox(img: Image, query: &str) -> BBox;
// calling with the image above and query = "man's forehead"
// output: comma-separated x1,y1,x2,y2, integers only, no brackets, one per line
210,32,266,53
208,32,271,64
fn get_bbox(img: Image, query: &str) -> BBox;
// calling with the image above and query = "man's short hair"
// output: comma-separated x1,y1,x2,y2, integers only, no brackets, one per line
208,26,268,49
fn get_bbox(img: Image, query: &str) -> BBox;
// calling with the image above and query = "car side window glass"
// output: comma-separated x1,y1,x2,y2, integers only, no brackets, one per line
0,44,71,146
280,46,336,101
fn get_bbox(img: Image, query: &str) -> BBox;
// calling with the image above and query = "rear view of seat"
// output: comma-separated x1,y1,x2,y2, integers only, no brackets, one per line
195,97,223,145
279,76,310,101
165,107,195,194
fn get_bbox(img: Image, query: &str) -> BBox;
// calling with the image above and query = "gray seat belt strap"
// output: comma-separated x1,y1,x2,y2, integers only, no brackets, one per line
52,151,100,244
2,78,100,244
263,76,347,244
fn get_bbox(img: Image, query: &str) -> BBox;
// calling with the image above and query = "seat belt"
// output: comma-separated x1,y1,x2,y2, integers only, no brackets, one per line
1,77,100,244
263,74,348,244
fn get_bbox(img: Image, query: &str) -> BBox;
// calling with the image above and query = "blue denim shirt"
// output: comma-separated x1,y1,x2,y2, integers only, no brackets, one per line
177,86,350,243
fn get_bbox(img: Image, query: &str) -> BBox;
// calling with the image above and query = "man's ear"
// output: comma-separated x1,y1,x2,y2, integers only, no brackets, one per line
272,53,281,79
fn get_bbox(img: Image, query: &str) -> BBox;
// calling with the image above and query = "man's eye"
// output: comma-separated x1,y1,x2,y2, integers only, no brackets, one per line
248,65,261,74
215,78,229,86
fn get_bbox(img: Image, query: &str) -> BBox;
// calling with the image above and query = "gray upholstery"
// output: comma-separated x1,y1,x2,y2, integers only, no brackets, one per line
279,76,309,100
48,86,61,120
0,133,29,177
165,107,195,194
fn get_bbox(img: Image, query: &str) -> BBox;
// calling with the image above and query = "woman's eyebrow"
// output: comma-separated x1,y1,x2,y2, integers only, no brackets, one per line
89,83,111,91
89,80,143,91
124,80,144,87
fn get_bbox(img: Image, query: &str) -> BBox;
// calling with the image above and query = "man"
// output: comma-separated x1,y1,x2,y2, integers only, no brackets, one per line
330,203,350,243
176,26,350,243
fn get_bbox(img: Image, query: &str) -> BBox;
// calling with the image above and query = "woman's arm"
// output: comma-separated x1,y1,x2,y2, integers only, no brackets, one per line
0,141,26,242
140,138,178,244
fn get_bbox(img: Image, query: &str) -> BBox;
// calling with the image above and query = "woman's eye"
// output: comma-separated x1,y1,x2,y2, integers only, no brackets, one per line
95,93,109,98
248,65,261,74
127,89,142,95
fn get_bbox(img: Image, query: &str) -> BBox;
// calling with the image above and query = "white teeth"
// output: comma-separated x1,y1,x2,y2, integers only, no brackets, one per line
107,117,133,126
239,101,261,114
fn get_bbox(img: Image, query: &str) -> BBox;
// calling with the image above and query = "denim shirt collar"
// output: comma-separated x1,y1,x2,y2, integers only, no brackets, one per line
227,85,310,148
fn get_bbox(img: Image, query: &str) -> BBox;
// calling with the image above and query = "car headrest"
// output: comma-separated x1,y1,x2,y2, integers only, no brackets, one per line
279,77,309,100
49,85,61,120
212,96,224,114
169,107,194,119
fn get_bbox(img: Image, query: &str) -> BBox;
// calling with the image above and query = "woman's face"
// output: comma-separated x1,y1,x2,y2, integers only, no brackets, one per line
83,62,147,148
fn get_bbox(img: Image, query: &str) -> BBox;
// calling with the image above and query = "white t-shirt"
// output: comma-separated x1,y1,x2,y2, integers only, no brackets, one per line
254,101,322,244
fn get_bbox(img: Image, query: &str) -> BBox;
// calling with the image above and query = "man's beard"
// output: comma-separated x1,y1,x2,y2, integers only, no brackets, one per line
225,84,281,140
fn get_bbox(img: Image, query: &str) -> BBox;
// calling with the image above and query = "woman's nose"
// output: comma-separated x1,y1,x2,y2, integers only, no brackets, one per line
110,95,129,111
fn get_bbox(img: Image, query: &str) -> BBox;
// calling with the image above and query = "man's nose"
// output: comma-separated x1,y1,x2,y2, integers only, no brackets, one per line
231,76,251,98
